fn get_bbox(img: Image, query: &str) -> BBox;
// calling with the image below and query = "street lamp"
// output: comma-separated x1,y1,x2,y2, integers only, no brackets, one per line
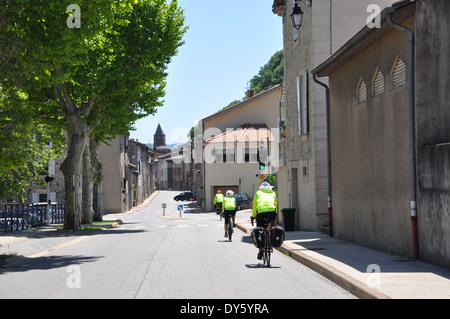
291,0,312,30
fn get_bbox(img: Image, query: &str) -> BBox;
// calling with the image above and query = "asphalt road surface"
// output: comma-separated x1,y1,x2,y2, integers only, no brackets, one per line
0,191,356,299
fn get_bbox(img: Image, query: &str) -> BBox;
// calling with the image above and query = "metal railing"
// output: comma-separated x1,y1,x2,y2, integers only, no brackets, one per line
0,205,64,234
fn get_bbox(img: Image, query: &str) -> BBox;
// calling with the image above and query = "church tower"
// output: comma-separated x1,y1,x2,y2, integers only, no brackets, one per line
153,124,166,148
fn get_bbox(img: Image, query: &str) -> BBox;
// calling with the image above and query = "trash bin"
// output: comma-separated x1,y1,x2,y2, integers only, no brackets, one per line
281,208,296,231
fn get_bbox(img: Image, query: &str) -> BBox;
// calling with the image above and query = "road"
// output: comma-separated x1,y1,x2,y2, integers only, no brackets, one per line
0,191,356,299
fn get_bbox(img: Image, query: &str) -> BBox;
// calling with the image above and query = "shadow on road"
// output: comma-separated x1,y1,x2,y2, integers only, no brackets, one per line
0,255,102,274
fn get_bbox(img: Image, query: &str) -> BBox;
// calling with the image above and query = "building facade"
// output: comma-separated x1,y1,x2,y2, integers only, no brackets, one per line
312,0,450,266
272,0,392,231
200,85,283,212
99,135,154,214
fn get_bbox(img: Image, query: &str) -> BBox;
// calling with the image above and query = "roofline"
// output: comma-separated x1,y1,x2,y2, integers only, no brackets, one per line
312,1,416,77
204,123,275,144
201,84,283,123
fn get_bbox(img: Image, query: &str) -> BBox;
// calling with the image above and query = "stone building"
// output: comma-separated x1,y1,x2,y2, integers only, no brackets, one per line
272,0,392,231
312,0,450,266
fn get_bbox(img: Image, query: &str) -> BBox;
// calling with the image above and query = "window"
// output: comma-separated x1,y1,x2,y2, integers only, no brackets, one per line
297,70,309,135
372,68,384,97
392,57,406,89
225,149,235,163
356,78,367,104
215,147,235,163
215,149,224,163
244,148,258,163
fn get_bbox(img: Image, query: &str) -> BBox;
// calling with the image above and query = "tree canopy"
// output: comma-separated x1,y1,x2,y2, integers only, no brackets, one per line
223,50,284,109
1,0,187,228
248,49,284,96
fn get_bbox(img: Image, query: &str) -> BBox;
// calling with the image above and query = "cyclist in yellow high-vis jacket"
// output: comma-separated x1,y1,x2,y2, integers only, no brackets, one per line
252,182,277,259
222,190,237,238
214,190,224,215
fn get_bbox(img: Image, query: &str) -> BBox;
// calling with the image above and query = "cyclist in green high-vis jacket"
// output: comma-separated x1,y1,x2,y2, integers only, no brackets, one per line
222,190,237,238
252,182,278,259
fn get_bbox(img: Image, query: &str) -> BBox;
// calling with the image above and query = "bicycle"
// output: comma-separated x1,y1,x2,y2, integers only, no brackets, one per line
251,215,273,267
225,211,234,242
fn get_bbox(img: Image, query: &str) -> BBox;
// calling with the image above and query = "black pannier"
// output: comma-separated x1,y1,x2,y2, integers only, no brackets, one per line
251,227,265,248
271,226,285,247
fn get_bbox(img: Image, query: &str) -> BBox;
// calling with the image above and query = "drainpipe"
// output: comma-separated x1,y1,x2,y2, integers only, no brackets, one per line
313,74,332,237
387,7,419,260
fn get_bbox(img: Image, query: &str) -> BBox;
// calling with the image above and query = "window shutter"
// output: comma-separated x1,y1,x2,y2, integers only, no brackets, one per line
297,71,309,135
358,80,367,104
297,76,302,135
393,58,406,88
48,160,56,176
32,193,39,204
373,70,384,97
302,70,309,135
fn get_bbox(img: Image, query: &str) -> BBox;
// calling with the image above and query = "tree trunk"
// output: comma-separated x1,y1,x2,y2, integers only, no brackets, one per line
60,126,87,231
54,81,95,231
81,138,94,224
90,137,104,221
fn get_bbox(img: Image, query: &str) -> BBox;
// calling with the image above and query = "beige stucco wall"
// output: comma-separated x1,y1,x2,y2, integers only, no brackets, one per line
205,162,262,212
331,0,393,53
99,136,125,214
203,87,282,133
328,22,413,257
202,87,282,212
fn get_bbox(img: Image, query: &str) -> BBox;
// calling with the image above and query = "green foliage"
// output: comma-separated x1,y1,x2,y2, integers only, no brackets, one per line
220,50,284,111
0,0,187,202
0,85,65,200
248,50,284,96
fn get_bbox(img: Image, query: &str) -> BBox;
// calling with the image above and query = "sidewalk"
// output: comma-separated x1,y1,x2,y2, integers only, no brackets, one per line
0,193,158,267
235,211,450,299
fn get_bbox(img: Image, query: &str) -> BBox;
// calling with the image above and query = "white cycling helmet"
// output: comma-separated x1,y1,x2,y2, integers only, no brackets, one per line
259,182,273,189
226,190,234,196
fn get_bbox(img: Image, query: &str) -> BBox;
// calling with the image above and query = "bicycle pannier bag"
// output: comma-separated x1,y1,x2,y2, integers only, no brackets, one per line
271,226,285,247
251,227,265,248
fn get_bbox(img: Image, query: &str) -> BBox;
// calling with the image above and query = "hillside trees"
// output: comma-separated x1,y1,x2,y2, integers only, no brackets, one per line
1,0,186,229
222,50,284,109
248,50,284,96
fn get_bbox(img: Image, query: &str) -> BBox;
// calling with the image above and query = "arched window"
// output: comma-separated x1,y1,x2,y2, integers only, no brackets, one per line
372,68,384,97
356,77,367,104
391,57,406,89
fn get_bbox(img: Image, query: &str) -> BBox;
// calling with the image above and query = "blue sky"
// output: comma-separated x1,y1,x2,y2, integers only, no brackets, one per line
129,0,284,145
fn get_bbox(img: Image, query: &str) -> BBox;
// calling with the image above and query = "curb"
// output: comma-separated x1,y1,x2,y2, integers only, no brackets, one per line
235,223,389,300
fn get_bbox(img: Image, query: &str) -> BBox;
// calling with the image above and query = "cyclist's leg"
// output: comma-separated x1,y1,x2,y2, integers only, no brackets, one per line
255,213,266,259
268,212,277,227
230,210,236,230
224,210,230,236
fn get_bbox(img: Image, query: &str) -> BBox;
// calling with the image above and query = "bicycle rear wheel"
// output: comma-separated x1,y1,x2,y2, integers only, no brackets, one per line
228,218,233,241
263,231,271,267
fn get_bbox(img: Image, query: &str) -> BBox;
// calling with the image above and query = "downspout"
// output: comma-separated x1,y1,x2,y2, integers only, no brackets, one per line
313,74,332,237
387,7,419,260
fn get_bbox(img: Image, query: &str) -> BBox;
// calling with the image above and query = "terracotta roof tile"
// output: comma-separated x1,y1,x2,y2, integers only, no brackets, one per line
204,123,275,144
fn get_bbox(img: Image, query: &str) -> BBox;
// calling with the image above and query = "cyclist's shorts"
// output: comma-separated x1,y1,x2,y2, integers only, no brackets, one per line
224,210,236,223
256,211,277,227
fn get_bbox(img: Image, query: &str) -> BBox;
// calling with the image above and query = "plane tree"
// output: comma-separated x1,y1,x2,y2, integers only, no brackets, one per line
1,0,186,229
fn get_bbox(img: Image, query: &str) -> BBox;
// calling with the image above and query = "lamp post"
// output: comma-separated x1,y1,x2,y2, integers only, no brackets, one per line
291,0,312,30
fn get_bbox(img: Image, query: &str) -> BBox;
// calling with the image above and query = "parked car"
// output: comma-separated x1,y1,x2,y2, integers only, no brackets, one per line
174,192,196,201
234,194,251,210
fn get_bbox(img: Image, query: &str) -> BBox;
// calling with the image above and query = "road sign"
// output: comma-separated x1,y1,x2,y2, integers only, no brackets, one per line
177,204,184,217
258,173,266,181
